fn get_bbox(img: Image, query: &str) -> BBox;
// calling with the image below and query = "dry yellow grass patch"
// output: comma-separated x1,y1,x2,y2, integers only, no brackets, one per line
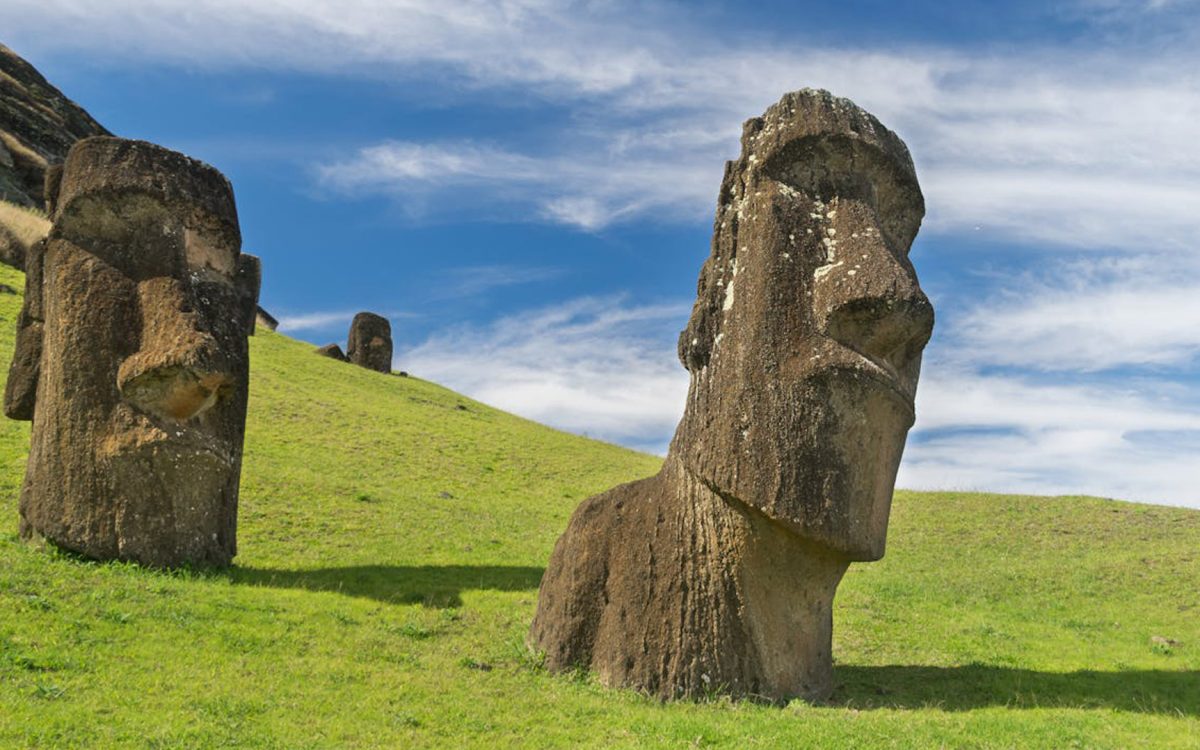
0,131,47,172
0,198,50,253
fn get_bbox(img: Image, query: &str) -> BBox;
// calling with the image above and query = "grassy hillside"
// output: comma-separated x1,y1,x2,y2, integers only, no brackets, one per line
0,261,1196,749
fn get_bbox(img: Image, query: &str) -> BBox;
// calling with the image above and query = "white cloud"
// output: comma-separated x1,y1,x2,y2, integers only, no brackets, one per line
914,367,1200,434
10,0,1200,506
275,309,360,332
399,296,691,448
11,1,1200,246
275,308,418,333
899,426,1200,507
949,257,1200,372
903,367,1200,506
316,139,716,230
396,295,1200,506
437,264,564,298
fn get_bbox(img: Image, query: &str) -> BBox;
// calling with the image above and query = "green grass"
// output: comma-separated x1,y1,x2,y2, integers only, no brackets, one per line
0,260,1196,748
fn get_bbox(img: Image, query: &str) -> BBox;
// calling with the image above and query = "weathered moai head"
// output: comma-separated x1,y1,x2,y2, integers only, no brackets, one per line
346,312,392,373
530,90,933,703
4,136,260,567
672,89,933,562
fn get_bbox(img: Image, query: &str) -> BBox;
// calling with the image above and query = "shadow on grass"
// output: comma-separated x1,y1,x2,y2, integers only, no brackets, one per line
228,564,544,608
834,664,1200,715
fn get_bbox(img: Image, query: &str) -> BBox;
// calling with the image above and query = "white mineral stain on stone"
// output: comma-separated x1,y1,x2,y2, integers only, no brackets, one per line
814,260,842,281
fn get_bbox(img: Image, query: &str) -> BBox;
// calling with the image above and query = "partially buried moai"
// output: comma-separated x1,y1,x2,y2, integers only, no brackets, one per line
346,312,392,373
530,90,934,703
4,136,260,567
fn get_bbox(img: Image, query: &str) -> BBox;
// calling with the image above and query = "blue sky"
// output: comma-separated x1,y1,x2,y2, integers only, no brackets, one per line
5,0,1199,506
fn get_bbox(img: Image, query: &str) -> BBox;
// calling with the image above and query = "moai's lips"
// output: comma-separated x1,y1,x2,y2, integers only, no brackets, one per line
841,351,915,411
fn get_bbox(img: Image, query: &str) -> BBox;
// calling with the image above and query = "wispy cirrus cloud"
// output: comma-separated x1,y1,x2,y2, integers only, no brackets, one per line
400,295,691,450
310,52,1200,253
437,264,564,299
316,140,715,230
275,310,361,333
902,366,1200,505
276,309,417,334
8,1,1200,245
949,256,1200,372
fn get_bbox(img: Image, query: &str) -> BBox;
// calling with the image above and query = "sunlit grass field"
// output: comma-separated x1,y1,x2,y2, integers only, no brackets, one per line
0,261,1196,748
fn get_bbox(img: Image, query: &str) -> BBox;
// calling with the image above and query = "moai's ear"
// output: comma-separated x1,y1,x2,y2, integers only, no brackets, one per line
235,254,262,336
4,239,46,420
44,163,64,218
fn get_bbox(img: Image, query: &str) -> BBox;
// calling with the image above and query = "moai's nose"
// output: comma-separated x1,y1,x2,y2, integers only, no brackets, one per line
812,202,934,390
119,363,231,422
116,277,234,422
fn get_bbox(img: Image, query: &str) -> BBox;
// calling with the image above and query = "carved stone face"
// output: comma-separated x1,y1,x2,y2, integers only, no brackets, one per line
8,137,259,566
673,91,934,562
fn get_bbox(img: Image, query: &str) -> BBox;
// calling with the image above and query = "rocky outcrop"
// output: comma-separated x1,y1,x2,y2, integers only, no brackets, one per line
346,312,392,373
255,306,279,332
0,44,109,210
530,89,935,703
315,343,348,362
5,136,259,568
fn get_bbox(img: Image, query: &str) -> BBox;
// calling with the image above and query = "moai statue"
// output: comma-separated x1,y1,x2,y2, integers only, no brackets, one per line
3,136,260,567
346,312,392,373
530,90,934,703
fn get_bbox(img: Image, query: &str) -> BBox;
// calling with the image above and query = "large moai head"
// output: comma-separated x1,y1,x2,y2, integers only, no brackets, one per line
5,136,260,567
346,312,392,373
671,90,934,562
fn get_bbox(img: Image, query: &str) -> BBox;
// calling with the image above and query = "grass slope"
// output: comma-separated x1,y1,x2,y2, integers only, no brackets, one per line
0,261,1196,748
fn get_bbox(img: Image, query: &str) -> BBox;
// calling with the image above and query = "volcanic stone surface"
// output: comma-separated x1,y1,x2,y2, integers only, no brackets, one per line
4,136,260,567
346,312,392,373
315,343,349,362
0,44,109,210
529,89,934,703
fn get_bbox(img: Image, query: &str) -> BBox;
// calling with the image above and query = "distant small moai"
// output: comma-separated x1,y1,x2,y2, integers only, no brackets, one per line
4,136,260,567
346,312,392,373
529,89,934,703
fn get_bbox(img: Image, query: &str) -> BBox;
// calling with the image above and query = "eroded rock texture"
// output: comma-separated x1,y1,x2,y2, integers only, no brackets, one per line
0,43,109,210
4,136,260,567
315,343,349,362
530,90,934,703
347,312,392,373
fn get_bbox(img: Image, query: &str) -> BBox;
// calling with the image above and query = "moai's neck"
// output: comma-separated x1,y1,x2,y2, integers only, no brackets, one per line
665,455,850,702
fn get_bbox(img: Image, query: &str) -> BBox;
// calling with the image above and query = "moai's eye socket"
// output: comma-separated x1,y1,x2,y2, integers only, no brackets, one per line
184,226,237,284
